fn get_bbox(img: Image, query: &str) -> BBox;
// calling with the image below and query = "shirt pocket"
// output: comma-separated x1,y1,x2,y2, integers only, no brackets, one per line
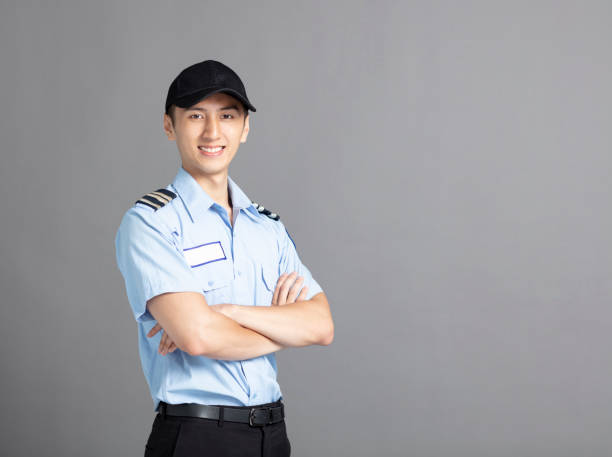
259,265,278,306
191,260,234,304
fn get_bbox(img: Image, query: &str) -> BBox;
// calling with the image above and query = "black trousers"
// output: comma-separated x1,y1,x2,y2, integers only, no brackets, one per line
144,400,291,457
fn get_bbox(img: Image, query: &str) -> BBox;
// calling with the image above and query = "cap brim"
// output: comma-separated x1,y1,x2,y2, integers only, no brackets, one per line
173,87,256,112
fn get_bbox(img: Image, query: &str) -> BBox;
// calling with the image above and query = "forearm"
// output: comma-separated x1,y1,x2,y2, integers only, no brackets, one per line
226,294,333,347
196,310,285,360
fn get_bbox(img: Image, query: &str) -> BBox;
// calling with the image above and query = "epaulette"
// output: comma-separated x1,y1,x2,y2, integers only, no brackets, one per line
253,201,297,248
135,188,177,211
252,201,280,221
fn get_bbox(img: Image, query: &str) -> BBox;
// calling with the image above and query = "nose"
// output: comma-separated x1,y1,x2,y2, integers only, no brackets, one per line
202,114,220,140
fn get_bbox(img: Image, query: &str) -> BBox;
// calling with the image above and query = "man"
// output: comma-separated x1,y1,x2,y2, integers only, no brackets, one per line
114,59,334,457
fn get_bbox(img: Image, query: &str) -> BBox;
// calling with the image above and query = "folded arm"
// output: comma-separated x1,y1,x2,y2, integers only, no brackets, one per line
150,272,334,355
223,291,334,347
147,291,285,361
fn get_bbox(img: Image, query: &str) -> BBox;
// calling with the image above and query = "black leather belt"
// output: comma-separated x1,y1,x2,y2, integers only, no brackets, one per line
158,401,285,427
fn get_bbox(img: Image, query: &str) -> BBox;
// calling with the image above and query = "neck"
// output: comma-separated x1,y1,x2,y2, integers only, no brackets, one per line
183,166,231,208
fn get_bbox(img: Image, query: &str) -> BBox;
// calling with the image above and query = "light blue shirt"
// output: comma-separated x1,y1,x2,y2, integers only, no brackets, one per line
115,166,323,412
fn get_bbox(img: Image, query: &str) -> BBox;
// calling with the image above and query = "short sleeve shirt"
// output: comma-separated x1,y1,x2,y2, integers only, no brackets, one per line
115,167,323,411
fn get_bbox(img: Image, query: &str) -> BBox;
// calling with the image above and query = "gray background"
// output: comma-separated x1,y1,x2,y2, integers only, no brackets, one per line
1,1,610,456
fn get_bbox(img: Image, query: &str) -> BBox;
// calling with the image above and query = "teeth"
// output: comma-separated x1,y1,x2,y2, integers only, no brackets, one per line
199,146,224,153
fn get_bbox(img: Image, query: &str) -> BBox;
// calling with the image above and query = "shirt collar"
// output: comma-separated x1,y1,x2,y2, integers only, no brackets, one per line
228,175,259,218
171,167,259,222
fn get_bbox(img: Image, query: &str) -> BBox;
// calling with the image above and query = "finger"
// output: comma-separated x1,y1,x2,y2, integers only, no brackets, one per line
160,332,168,355
278,272,298,305
148,323,161,338
158,331,165,354
296,285,309,302
272,273,288,305
286,276,305,303
163,332,172,355
164,337,174,354
158,332,165,354
160,331,169,355
274,273,291,305
168,342,177,353
280,272,299,303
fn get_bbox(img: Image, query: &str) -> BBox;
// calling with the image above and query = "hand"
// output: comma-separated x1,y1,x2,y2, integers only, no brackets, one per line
272,271,309,306
147,323,177,356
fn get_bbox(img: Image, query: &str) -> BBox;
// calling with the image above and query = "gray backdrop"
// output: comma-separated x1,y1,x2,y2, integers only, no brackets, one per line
1,1,611,456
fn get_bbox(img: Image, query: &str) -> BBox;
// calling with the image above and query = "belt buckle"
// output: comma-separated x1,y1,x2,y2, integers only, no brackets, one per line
249,407,272,427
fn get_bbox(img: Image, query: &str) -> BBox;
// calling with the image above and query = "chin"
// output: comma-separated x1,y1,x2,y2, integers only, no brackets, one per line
194,164,230,177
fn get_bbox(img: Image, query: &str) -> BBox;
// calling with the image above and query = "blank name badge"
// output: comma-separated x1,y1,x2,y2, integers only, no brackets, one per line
183,241,227,268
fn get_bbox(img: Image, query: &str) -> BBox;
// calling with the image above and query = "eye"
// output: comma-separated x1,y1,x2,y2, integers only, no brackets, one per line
221,113,234,119
189,113,203,119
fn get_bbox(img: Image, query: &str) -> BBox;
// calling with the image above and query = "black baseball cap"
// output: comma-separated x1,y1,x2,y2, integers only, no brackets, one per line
165,59,256,115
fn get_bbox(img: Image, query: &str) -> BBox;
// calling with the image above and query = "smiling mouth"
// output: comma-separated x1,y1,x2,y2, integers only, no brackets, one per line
198,145,225,156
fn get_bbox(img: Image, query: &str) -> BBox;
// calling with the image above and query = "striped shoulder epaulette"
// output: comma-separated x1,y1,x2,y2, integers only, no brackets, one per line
252,201,280,221
135,188,177,211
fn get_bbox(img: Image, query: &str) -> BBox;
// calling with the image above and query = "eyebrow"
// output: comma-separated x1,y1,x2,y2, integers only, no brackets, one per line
186,105,240,112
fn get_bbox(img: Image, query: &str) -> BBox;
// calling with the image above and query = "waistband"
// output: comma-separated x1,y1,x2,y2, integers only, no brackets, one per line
158,399,285,427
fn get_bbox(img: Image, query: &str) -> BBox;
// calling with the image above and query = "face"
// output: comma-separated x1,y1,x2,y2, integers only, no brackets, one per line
163,92,250,181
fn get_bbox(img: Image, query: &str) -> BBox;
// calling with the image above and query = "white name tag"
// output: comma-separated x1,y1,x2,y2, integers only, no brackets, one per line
183,241,226,268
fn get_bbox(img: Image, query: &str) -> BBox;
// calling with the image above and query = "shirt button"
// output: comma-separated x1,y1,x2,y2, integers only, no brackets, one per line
237,271,242,276
208,280,214,286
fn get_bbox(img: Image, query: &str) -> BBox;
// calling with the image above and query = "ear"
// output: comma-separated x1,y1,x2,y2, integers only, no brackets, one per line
163,113,176,141
240,114,250,143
